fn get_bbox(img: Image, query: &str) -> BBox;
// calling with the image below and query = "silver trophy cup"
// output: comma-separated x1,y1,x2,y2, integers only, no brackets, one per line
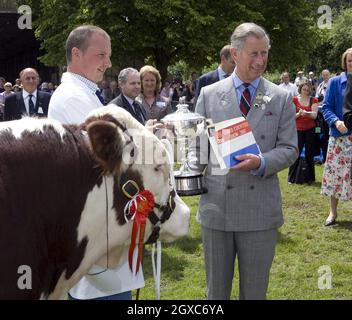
161,98,207,196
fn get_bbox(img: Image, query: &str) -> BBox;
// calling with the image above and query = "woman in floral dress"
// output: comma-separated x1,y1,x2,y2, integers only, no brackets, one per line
321,48,352,226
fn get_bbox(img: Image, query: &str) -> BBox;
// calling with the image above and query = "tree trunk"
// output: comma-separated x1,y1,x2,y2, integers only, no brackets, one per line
154,48,170,85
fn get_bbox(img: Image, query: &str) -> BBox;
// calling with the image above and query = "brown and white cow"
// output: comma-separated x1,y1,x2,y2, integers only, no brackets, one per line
0,106,190,299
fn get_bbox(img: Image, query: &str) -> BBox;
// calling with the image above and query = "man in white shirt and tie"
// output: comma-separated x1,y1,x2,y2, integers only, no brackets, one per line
4,68,51,121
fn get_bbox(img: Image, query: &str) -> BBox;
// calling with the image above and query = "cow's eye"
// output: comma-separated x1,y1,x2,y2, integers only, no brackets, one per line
154,164,162,172
130,148,135,158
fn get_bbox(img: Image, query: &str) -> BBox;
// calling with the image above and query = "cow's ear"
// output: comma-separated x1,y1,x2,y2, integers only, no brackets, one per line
86,120,124,173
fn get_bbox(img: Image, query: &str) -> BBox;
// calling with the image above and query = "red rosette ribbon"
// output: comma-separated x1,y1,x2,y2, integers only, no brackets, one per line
127,190,155,274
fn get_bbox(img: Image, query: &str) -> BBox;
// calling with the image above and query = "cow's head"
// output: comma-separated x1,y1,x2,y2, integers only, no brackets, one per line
84,105,190,244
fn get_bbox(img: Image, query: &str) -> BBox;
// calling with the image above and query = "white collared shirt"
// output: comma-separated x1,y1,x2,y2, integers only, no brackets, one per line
22,89,37,115
48,72,103,124
218,66,230,80
232,72,260,104
279,82,298,97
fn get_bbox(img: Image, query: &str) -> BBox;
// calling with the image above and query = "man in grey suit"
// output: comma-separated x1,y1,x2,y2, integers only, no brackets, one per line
191,22,298,300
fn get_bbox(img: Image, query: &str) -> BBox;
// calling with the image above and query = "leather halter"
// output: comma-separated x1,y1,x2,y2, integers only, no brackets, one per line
121,179,176,244
117,125,176,242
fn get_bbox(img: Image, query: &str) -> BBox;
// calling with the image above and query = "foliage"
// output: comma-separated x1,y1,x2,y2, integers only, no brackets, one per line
21,0,324,80
328,8,352,69
308,6,352,74
264,71,282,85
254,1,321,72
140,166,352,300
167,61,193,81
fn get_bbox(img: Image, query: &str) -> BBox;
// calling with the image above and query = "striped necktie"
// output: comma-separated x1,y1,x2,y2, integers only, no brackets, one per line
239,83,251,117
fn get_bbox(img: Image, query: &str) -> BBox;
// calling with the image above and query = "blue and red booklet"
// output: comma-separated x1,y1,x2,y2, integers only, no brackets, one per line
207,117,261,169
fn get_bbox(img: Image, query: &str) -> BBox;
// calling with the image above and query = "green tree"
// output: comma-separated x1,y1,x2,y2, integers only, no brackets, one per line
22,0,321,80
310,7,352,74
329,8,352,70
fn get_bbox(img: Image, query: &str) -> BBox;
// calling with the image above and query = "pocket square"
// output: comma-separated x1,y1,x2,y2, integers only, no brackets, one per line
264,111,273,116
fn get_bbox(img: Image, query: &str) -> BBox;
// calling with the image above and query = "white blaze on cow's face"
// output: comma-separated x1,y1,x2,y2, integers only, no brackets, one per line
86,105,190,243
132,137,190,243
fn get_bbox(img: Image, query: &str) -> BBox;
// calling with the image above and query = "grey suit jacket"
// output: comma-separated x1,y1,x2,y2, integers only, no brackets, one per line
192,76,298,232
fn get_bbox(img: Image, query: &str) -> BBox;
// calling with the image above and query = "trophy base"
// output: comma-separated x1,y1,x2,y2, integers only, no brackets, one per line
174,171,208,196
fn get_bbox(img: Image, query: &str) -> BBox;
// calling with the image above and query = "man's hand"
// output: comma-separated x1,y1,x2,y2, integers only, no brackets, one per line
145,119,164,133
230,154,261,172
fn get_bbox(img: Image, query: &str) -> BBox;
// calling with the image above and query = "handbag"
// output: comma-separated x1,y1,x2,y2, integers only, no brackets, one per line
288,156,311,184
315,110,324,134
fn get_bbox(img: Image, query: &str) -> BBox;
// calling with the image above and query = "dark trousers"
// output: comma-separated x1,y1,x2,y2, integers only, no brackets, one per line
288,128,316,183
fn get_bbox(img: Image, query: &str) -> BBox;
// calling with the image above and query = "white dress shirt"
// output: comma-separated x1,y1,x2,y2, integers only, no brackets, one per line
22,89,37,115
218,66,230,80
48,72,102,124
279,82,298,97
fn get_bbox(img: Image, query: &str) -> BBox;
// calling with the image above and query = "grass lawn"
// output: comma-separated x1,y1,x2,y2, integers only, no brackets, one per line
139,164,352,300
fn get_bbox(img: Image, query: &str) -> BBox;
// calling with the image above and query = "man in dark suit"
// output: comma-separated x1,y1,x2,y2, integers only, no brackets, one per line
4,68,51,121
110,68,147,125
195,44,236,99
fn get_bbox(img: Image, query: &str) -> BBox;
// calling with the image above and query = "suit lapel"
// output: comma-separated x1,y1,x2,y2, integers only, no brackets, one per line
216,77,274,128
121,95,135,116
16,92,27,116
137,101,147,120
216,77,241,119
247,78,269,128
35,91,41,113
121,94,145,124
211,70,219,83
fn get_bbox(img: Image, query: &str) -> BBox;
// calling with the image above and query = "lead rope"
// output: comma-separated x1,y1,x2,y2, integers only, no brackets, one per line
136,241,162,300
151,240,162,299
135,245,145,300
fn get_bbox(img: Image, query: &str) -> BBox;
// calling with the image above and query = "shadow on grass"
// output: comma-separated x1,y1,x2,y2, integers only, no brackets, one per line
277,231,297,245
143,250,188,281
167,234,202,254
284,181,322,191
334,220,352,231
309,181,322,189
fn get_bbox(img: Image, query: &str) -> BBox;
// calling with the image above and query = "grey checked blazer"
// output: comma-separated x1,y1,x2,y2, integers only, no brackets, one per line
190,76,298,232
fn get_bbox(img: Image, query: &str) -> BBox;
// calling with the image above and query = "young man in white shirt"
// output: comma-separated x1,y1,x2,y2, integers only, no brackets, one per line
48,25,144,300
